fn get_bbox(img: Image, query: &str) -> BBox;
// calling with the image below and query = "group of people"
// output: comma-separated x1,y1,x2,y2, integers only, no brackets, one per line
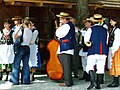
0,16,41,84
55,12,120,89
0,11,120,89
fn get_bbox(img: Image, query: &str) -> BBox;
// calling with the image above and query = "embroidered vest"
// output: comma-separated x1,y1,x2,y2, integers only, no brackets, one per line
88,25,108,55
81,28,88,52
0,30,13,45
59,21,76,52
108,27,117,47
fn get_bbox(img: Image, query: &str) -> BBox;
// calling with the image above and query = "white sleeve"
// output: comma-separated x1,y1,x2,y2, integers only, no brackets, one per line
84,28,92,43
111,28,120,54
55,24,70,38
30,30,38,44
0,31,2,40
103,24,108,30
106,31,109,44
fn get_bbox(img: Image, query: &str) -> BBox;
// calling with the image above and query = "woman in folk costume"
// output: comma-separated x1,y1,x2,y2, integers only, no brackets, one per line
0,19,14,80
107,17,120,87
28,17,41,81
84,14,108,89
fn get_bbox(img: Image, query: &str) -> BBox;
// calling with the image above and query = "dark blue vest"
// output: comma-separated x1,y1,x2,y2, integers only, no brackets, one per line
60,21,76,52
88,25,108,55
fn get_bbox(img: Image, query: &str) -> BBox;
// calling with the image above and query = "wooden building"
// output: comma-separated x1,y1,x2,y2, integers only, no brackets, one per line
0,0,77,62
1,0,120,39
1,0,120,62
89,0,120,17
0,0,77,39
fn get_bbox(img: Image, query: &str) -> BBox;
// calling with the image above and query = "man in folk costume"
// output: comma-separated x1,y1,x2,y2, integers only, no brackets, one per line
55,12,76,87
107,17,120,87
79,18,93,81
12,16,22,35
84,14,108,89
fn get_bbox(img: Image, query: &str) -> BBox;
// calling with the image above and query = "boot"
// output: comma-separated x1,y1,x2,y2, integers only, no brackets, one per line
0,72,3,80
85,71,90,82
107,76,119,87
100,74,104,84
5,71,9,81
95,74,102,89
79,71,86,80
87,70,96,89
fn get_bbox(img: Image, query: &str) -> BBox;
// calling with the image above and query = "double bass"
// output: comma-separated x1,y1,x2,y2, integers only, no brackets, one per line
46,9,63,80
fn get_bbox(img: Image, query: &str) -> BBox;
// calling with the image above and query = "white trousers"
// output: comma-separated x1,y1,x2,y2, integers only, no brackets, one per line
86,55,106,74
81,56,87,71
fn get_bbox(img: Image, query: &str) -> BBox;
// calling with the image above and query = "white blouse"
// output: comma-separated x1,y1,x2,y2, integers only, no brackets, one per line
30,30,38,44
110,27,120,54
21,27,32,46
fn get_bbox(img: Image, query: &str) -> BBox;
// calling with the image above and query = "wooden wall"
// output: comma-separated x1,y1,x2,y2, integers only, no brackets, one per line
0,4,26,29
0,2,77,61
29,7,77,39
89,7,120,18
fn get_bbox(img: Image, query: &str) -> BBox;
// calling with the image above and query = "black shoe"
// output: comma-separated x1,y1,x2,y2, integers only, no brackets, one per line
95,86,101,89
107,82,119,87
87,83,96,89
107,77,119,87
107,83,113,87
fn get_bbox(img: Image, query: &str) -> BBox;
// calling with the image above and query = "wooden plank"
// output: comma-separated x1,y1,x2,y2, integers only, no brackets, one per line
4,0,13,2
4,0,76,6
107,0,120,1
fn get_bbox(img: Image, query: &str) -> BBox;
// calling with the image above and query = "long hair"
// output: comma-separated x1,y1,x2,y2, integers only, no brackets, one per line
110,17,120,28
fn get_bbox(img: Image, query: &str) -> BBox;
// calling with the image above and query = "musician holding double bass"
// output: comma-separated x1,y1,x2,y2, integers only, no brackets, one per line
55,12,76,87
